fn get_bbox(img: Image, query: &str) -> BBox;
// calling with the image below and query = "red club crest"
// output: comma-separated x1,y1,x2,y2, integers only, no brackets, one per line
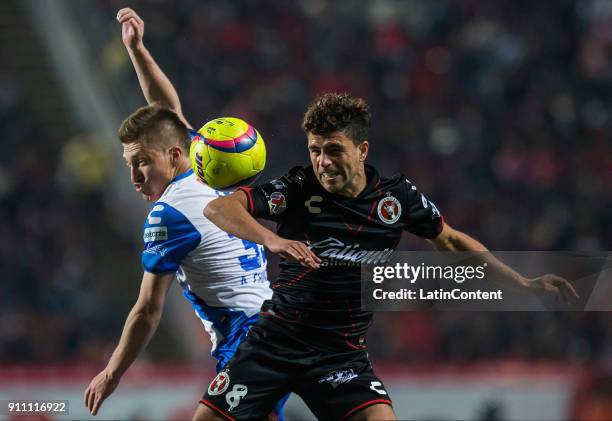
377,194,402,224
208,371,230,395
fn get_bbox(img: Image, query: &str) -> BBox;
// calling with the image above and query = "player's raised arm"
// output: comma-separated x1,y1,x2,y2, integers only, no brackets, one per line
116,8,192,129
428,223,578,303
205,191,321,269
84,271,174,416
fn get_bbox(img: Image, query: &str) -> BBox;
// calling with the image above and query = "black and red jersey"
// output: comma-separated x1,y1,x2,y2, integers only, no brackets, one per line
239,164,443,351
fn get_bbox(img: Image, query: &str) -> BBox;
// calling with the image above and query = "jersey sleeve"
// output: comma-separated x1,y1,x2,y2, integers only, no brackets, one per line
237,166,306,221
141,202,202,274
400,178,444,239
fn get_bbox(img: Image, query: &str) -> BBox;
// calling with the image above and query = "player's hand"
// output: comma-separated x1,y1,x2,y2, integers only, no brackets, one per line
526,274,579,304
84,369,120,416
265,236,321,269
117,8,144,51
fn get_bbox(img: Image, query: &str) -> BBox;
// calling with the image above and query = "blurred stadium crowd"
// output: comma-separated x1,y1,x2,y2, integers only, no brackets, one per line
0,84,141,362
1,0,610,369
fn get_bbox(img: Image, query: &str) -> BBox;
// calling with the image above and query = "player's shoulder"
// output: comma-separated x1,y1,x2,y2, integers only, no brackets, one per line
259,165,315,192
143,196,203,246
145,177,206,230
283,165,312,185
161,171,218,214
375,168,409,191
374,170,427,207
144,199,187,229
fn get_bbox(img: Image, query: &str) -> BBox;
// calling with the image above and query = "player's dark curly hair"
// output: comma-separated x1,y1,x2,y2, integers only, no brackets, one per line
118,102,190,152
302,93,371,143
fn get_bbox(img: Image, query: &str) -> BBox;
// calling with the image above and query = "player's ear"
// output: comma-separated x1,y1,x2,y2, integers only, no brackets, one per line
169,145,183,163
358,140,369,162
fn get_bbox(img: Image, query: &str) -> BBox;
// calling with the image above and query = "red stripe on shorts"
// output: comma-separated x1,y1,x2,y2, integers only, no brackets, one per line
199,399,236,421
339,398,393,421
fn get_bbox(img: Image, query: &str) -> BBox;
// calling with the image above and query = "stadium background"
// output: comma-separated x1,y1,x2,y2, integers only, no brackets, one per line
1,0,611,419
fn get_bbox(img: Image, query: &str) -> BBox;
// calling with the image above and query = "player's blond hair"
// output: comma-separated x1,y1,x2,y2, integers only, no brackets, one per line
118,103,190,151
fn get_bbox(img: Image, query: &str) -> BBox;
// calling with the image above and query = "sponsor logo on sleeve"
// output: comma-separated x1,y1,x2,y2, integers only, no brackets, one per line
143,226,168,242
268,191,287,215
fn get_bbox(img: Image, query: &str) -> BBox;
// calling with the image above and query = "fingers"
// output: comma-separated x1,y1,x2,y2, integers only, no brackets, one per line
287,245,315,269
92,394,103,416
116,8,139,24
85,383,96,414
116,8,132,22
118,9,144,49
283,241,321,269
121,20,132,36
549,274,580,301
296,242,321,263
84,385,91,410
86,387,105,416
560,283,579,306
268,237,321,268
116,8,144,30
560,279,579,300
129,18,140,35
296,242,321,269
545,274,579,306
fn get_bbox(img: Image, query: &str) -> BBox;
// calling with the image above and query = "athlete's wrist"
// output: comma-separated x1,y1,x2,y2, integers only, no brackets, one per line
104,366,122,384
127,42,146,56
517,275,532,288
262,233,281,250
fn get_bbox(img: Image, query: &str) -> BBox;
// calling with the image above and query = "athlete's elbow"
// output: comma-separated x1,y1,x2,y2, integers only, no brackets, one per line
204,198,222,221
132,303,163,328
145,311,163,328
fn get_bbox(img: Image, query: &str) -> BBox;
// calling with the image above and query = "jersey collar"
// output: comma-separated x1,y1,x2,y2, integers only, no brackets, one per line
356,164,380,198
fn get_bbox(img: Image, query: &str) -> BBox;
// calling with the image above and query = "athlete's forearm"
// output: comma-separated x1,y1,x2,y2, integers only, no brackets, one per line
432,228,487,252
205,195,278,248
126,44,190,127
105,304,162,380
431,226,529,287
455,232,527,286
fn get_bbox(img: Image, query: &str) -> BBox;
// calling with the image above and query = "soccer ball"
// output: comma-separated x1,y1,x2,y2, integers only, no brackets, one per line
190,117,266,189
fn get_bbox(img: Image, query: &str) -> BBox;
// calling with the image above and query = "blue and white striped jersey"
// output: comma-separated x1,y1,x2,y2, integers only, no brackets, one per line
141,169,271,369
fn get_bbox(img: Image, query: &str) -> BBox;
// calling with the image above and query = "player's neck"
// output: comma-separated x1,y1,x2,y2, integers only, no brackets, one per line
174,159,192,178
338,169,367,198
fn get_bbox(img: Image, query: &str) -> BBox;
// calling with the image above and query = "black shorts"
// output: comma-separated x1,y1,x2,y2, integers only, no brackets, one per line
200,319,392,420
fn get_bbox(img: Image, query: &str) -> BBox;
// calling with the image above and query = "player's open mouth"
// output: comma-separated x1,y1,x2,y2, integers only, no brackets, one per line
321,172,340,181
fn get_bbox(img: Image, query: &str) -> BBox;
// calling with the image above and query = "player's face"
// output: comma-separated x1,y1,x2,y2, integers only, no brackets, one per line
123,142,176,202
307,131,368,197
